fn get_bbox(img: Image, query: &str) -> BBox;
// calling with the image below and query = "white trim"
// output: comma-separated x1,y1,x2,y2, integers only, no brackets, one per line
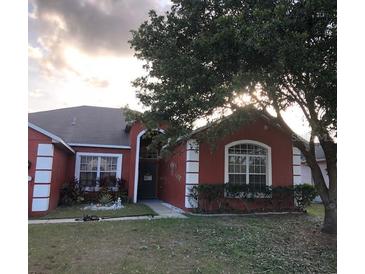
75,152,125,157
133,128,165,203
74,152,123,187
186,150,199,161
32,198,49,211
35,157,53,170
293,146,302,185
69,143,131,149
185,139,199,208
28,122,75,153
186,139,199,150
292,147,301,155
293,155,301,165
301,158,326,164
33,184,51,198
293,175,301,184
293,165,301,176
37,144,54,156
34,170,52,183
186,173,199,184
224,140,272,186
186,161,199,173
185,195,198,208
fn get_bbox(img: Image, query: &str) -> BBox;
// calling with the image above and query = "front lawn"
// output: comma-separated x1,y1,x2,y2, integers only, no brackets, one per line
29,213,336,273
30,203,156,219
307,203,325,218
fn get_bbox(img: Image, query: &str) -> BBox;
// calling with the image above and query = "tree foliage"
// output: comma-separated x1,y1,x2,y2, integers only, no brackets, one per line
130,0,336,133
129,0,336,233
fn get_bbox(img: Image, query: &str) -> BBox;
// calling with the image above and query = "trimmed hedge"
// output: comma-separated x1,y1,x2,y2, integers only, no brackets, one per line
188,183,317,213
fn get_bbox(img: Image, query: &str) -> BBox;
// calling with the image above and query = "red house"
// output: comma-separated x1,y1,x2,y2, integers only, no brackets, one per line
28,106,299,216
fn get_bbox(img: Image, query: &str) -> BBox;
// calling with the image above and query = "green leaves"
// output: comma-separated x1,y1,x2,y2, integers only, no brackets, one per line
129,0,336,144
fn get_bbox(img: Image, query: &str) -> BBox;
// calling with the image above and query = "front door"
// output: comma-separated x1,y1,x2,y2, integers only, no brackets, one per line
138,160,157,199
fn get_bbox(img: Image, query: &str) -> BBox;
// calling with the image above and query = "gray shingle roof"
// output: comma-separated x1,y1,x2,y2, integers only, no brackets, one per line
29,106,130,147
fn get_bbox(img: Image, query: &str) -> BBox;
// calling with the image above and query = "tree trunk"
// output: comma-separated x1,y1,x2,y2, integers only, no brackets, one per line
322,200,337,234
293,137,337,234
267,109,337,234
319,139,337,234
309,161,337,234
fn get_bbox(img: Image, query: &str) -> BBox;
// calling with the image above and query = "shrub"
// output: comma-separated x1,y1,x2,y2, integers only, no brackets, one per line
59,178,85,206
114,178,129,203
97,177,129,204
98,192,113,205
189,183,297,213
294,184,317,210
225,183,273,199
195,184,225,211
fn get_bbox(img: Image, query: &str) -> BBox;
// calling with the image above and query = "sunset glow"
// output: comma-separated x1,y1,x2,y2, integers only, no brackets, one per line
28,0,309,138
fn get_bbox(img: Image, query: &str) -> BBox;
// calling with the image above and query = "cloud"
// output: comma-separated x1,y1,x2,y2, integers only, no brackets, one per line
28,45,43,60
29,0,171,84
29,89,45,98
28,0,172,113
30,0,169,56
84,77,109,88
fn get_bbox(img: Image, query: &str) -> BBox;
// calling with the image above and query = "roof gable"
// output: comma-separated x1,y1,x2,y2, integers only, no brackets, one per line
28,122,75,153
28,106,130,147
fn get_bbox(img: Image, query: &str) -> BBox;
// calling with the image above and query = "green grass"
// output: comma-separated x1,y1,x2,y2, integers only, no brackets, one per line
29,214,336,273
30,203,156,219
307,203,325,218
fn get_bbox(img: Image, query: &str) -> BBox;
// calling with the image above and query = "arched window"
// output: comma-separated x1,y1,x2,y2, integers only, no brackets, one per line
225,140,272,190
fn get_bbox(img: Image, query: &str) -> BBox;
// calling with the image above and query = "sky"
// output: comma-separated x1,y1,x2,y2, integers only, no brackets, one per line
28,0,172,113
28,0,310,138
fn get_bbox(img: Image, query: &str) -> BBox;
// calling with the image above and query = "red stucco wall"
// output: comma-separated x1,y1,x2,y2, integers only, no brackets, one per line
199,118,292,186
196,118,294,211
158,144,186,209
28,128,72,216
49,146,71,211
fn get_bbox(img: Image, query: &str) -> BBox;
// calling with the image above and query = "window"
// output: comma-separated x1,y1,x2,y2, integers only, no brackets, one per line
75,153,122,191
225,141,272,193
79,156,98,187
99,157,118,182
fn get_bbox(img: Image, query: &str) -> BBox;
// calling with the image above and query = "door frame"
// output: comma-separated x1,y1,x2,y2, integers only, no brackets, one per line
133,128,164,203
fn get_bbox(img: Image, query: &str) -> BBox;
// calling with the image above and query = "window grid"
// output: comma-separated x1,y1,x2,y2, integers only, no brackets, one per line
79,155,119,188
227,144,268,188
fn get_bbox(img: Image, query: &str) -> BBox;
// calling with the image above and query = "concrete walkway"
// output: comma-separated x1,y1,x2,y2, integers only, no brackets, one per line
141,199,187,218
28,215,153,224
29,200,186,225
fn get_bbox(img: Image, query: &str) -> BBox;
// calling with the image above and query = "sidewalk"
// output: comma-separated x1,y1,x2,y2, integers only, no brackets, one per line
141,199,187,218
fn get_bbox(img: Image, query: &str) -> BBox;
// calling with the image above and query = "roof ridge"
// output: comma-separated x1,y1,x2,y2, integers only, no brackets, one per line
28,105,123,114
